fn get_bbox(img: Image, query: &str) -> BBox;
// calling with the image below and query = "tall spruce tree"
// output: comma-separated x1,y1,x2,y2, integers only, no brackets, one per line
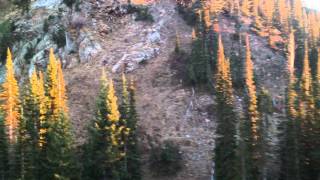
214,35,239,180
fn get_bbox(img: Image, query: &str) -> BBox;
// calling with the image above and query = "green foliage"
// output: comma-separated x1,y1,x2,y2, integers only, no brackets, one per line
15,86,42,180
43,113,77,179
24,45,35,64
52,26,66,48
128,5,154,22
12,0,31,14
0,112,9,180
176,3,197,26
63,0,77,9
0,20,19,62
84,78,122,180
43,18,50,33
118,78,142,180
149,141,183,177
187,38,211,85
230,52,245,90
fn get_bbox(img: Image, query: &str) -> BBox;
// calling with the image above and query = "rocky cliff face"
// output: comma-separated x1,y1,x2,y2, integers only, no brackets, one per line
1,0,287,179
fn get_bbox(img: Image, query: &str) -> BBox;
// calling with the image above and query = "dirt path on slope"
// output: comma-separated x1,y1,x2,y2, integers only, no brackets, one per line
64,0,216,179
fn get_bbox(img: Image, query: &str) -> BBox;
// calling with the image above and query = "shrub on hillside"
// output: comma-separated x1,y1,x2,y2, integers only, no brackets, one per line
52,26,66,48
149,141,183,177
0,20,20,62
128,5,154,22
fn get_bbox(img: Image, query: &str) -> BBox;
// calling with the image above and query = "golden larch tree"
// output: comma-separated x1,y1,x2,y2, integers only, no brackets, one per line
287,30,297,118
262,0,275,25
56,61,68,114
106,79,121,146
37,72,48,148
46,48,59,116
299,41,314,120
209,0,225,16
292,0,303,26
0,49,20,143
241,0,251,17
244,34,260,142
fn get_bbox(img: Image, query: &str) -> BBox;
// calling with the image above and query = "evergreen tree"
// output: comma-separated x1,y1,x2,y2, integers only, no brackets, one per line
257,88,274,179
187,12,211,85
241,34,261,180
0,48,20,144
279,30,300,180
85,70,125,180
0,48,20,179
312,47,320,179
15,77,43,180
0,111,9,180
298,41,317,180
119,74,141,180
214,35,239,180
41,49,76,179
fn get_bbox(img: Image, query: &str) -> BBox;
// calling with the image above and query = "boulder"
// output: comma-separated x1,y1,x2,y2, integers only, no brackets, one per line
147,30,161,43
78,36,102,63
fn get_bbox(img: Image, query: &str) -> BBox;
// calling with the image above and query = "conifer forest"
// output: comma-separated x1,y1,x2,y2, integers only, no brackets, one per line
0,0,320,179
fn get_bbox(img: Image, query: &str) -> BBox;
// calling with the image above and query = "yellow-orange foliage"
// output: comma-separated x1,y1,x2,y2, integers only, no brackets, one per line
47,48,58,105
292,0,303,26
241,0,251,16
244,34,259,142
287,30,295,74
209,0,225,16
46,49,68,118
215,35,234,105
277,0,290,31
299,41,314,120
251,0,259,17
261,0,275,24
203,7,212,30
0,49,20,143
287,30,297,118
307,11,320,46
301,41,312,96
56,61,68,113
106,79,121,146
30,69,48,147
38,72,48,148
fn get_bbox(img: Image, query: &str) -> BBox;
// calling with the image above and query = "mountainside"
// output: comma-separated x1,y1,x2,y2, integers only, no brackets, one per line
0,0,320,179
